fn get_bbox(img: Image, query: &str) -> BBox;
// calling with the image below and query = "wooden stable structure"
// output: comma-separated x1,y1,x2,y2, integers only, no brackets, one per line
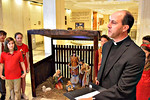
27,29,100,97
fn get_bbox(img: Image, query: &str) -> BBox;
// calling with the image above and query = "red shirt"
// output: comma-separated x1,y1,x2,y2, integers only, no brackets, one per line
94,47,102,77
17,43,28,70
0,51,23,79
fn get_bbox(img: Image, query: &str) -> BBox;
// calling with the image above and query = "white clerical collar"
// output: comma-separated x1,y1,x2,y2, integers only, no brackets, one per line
113,36,129,45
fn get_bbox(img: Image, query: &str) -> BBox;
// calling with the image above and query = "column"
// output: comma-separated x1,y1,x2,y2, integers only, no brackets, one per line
136,0,150,45
43,0,55,55
43,0,65,55
56,0,65,29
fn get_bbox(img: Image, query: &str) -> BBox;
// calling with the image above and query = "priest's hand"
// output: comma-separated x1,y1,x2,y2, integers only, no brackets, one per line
95,80,99,85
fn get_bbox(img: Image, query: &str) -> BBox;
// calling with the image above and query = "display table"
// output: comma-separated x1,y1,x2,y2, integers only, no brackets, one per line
64,83,106,100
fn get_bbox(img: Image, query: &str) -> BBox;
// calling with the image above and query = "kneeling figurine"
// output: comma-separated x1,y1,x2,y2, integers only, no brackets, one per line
53,69,63,89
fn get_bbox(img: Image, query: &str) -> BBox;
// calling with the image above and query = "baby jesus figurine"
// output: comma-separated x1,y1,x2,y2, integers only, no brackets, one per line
53,70,63,89
66,81,74,92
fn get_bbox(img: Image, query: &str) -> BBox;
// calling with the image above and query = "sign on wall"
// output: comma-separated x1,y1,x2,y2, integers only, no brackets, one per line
70,11,90,22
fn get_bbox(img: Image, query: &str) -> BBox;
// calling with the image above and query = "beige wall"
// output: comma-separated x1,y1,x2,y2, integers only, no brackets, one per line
56,0,65,29
98,14,109,35
136,0,150,45
0,0,3,29
2,0,24,39
30,4,43,44
1,0,43,44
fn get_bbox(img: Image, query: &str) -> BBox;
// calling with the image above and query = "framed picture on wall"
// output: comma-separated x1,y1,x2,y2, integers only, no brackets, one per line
75,22,84,30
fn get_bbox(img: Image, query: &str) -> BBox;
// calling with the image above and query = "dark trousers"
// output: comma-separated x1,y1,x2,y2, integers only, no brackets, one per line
0,78,6,96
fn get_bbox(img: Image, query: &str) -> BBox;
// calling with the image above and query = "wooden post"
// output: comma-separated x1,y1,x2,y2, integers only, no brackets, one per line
27,33,36,97
93,33,99,83
51,38,55,76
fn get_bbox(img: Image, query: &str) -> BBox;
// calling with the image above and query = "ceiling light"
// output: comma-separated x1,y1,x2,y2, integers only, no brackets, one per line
15,0,23,5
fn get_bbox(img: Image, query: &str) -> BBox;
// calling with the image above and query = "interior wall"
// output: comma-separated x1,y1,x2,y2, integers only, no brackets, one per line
30,4,43,45
136,0,150,45
56,0,65,29
0,0,3,29
2,0,24,40
98,14,109,35
1,0,43,45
